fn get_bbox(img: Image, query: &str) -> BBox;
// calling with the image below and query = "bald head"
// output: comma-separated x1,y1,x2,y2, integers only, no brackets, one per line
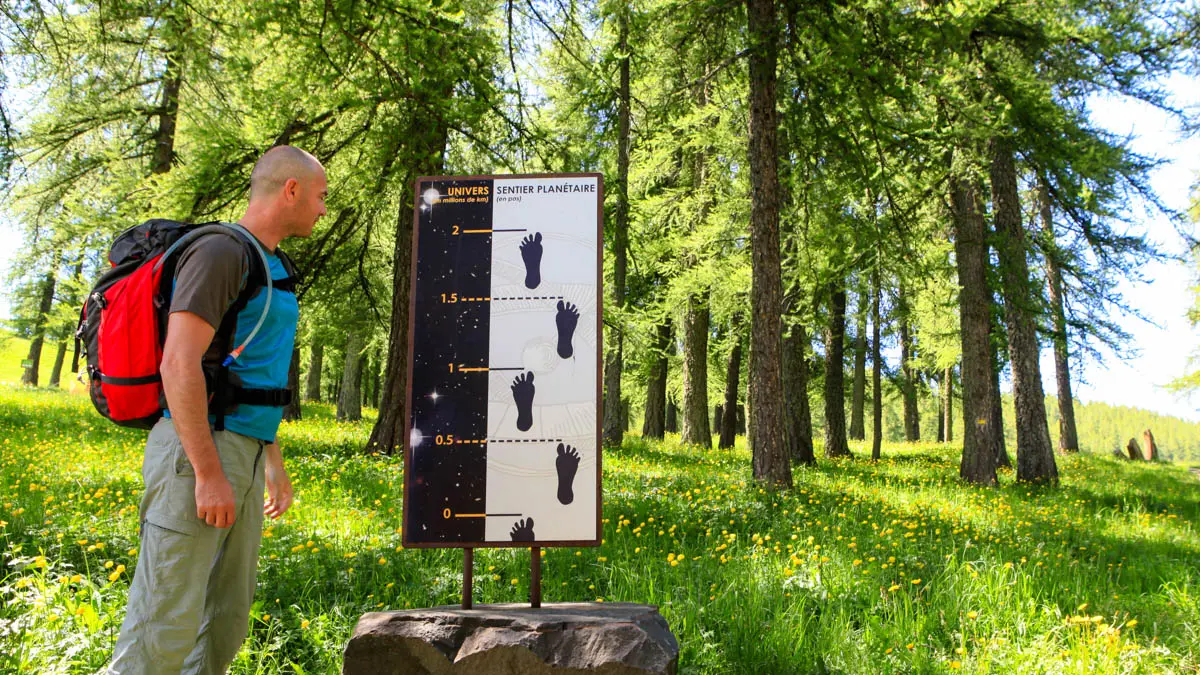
249,145,324,202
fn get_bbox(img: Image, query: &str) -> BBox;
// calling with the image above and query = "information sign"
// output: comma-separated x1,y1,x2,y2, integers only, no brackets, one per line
402,173,602,548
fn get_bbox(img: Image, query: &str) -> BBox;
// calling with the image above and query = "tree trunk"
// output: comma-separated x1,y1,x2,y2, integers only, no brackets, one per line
936,373,945,442
871,267,883,461
372,347,382,409
337,331,364,422
744,0,790,486
642,320,669,439
681,295,711,447
151,22,184,175
48,341,67,388
361,353,372,409
783,323,815,465
1142,429,1159,461
991,139,1057,485
823,281,851,458
898,285,920,442
950,162,1000,486
283,348,302,421
666,398,679,434
367,120,448,454
21,263,57,387
1039,180,1080,453
306,342,324,402
849,286,867,441
602,5,632,450
943,367,954,443
719,331,742,449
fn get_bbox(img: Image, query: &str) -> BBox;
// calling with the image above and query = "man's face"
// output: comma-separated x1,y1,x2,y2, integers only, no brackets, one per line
293,170,327,238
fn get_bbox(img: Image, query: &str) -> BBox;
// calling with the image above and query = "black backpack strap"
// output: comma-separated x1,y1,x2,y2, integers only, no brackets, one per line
208,231,270,431
231,386,293,407
274,247,300,294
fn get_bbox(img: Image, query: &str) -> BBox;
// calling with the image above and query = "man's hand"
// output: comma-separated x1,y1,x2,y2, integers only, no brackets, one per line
196,473,237,528
263,443,293,519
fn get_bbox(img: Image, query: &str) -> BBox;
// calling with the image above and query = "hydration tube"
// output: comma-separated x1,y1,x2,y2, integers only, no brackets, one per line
155,222,274,366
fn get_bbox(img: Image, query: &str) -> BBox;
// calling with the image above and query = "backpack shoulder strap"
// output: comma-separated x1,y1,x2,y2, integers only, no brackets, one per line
274,247,300,294
202,224,273,431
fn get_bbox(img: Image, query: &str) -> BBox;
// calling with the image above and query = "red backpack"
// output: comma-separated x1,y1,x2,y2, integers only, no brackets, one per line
74,219,292,429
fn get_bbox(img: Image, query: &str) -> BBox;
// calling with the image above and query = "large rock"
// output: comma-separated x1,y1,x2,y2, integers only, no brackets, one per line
343,602,678,675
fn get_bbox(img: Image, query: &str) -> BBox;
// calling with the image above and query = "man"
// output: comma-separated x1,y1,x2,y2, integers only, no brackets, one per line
110,146,327,675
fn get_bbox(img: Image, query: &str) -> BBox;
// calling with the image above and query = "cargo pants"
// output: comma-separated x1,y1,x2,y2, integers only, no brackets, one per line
110,418,266,675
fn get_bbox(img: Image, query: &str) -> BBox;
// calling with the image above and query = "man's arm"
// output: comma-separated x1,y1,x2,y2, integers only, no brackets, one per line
262,442,293,519
161,310,237,529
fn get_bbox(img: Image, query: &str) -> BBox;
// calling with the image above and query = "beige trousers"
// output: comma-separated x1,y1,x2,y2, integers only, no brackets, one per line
110,418,265,675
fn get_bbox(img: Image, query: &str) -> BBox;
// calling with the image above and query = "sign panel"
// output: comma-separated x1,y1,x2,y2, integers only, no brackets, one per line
402,173,603,548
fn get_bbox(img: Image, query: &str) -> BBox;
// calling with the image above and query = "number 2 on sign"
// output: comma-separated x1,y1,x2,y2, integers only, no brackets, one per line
451,225,460,235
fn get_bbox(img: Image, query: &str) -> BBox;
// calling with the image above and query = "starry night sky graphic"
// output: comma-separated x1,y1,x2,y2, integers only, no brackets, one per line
405,179,492,543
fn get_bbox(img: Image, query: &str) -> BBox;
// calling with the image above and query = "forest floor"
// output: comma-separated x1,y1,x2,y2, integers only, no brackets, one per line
1,385,1198,674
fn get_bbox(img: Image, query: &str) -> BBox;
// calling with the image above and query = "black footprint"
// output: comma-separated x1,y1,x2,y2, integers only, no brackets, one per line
520,232,543,289
556,443,580,505
511,371,535,432
555,301,579,359
510,517,535,542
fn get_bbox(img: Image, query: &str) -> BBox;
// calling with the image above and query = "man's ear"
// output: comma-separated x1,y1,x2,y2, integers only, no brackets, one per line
283,177,300,202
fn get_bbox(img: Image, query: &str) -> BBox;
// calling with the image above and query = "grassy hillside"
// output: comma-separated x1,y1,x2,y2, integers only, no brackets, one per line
1,386,1197,673
0,333,80,391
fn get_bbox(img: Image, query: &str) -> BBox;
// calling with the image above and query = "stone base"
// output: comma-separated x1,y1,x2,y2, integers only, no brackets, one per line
343,602,678,675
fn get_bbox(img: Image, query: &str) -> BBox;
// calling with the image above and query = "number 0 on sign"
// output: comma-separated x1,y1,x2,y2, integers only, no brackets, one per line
402,174,603,548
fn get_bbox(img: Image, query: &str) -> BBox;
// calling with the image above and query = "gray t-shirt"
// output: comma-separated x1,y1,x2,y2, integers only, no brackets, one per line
169,233,250,361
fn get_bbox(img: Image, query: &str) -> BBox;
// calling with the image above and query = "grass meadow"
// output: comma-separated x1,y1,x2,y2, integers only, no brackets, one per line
1,382,1198,674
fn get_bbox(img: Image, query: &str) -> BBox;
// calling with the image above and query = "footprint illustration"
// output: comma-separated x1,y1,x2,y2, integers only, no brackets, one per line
511,371,535,432
556,443,580,505
520,232,543,289
510,517,535,542
555,301,579,359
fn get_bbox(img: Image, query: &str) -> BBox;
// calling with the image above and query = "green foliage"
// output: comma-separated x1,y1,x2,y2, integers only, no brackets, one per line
2,386,1199,672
